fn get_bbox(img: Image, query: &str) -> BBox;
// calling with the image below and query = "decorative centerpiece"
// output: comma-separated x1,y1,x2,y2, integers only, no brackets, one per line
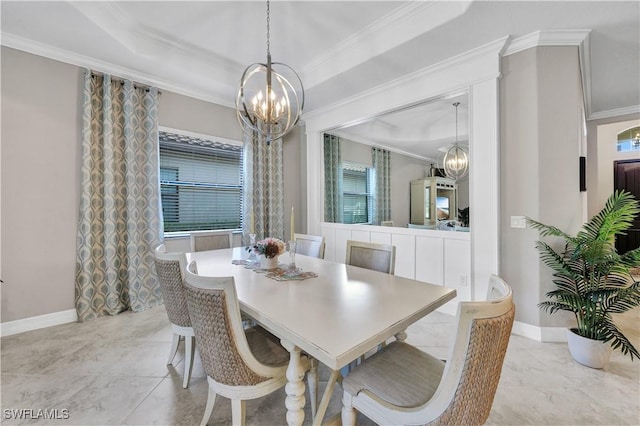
248,238,286,270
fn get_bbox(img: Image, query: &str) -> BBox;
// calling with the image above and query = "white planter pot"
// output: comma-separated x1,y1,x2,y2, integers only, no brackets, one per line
260,255,279,270
566,328,612,369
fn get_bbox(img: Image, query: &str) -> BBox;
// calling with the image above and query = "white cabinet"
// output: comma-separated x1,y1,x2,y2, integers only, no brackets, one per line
410,177,458,225
321,222,470,313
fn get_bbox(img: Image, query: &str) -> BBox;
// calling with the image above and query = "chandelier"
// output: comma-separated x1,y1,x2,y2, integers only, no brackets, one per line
442,102,469,180
633,130,640,149
236,0,304,145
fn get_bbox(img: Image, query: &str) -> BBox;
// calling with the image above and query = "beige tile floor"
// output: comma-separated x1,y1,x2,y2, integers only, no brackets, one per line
1,306,639,425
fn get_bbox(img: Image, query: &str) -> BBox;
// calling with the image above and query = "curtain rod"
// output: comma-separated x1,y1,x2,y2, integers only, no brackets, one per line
89,71,161,95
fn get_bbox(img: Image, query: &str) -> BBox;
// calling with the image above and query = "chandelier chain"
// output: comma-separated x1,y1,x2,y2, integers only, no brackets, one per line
236,0,304,144
453,101,460,144
266,0,271,56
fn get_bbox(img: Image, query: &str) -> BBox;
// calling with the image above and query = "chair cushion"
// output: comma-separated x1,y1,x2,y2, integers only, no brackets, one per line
342,341,445,408
245,326,290,367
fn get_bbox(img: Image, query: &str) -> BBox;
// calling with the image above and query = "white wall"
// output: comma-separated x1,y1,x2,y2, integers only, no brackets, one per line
321,222,470,314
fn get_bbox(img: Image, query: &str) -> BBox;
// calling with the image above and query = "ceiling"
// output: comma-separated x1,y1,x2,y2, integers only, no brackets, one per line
2,1,639,160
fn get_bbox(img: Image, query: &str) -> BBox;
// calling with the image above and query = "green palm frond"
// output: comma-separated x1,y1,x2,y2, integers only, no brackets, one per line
538,300,579,314
530,190,640,361
620,246,640,269
527,218,574,240
602,321,640,361
577,190,640,243
606,282,640,314
535,241,582,281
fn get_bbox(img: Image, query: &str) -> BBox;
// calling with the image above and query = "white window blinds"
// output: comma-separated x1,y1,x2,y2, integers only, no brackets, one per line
159,131,243,233
342,162,373,224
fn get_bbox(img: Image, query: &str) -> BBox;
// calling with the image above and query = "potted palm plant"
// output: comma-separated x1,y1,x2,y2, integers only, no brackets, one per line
527,190,640,368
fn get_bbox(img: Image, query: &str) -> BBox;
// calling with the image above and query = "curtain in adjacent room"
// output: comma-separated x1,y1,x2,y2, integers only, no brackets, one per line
324,133,343,223
243,131,285,242
372,147,391,225
75,70,162,322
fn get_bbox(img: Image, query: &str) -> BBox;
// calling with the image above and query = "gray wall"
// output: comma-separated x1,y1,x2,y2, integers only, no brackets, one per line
1,47,305,322
1,47,82,322
500,46,584,327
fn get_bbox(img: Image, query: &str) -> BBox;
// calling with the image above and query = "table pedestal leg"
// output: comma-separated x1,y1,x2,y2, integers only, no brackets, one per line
395,330,408,342
281,340,307,426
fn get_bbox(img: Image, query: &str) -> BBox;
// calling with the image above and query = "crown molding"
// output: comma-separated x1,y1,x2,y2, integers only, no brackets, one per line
588,105,640,121
304,36,509,125
330,132,435,162
504,30,592,116
503,29,591,56
300,1,472,90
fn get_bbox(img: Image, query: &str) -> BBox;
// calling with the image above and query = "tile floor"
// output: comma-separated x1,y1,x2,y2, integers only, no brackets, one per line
1,306,639,425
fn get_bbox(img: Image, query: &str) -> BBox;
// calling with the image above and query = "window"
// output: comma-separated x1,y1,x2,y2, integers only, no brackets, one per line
617,126,640,152
159,130,243,234
343,162,373,224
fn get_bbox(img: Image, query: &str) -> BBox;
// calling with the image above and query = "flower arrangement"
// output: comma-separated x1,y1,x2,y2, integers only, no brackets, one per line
249,238,285,259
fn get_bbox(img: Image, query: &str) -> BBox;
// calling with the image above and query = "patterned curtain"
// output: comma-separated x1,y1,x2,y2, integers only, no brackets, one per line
324,133,343,223
75,70,162,322
243,131,285,242
372,147,391,225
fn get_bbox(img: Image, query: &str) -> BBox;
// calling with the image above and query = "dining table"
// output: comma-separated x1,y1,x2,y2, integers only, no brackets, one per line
187,246,457,426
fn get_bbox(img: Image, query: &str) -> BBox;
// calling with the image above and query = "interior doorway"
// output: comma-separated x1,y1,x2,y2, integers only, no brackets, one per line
614,159,640,254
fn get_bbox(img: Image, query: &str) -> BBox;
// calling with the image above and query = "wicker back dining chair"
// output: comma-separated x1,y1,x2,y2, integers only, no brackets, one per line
184,260,292,426
341,274,515,426
190,230,233,252
294,233,326,259
153,244,195,389
345,240,396,275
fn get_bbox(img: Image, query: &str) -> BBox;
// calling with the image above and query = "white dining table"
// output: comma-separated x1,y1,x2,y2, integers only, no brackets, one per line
187,247,456,426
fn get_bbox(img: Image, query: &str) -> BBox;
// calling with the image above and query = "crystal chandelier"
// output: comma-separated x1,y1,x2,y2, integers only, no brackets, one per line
442,102,469,180
236,0,304,145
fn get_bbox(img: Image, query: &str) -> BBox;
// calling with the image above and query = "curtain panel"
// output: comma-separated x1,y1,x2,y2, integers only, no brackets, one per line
372,147,391,225
243,132,285,242
75,70,162,322
324,134,343,223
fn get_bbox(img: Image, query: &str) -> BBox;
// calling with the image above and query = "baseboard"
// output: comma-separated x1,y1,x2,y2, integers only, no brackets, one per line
512,321,567,342
1,309,78,337
540,326,568,342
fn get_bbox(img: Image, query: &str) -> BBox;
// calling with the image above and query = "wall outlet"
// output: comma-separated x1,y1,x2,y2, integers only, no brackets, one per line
459,274,468,287
510,216,527,229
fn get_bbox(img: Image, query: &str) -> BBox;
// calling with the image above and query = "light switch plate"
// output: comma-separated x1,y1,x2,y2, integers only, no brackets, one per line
511,216,527,229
